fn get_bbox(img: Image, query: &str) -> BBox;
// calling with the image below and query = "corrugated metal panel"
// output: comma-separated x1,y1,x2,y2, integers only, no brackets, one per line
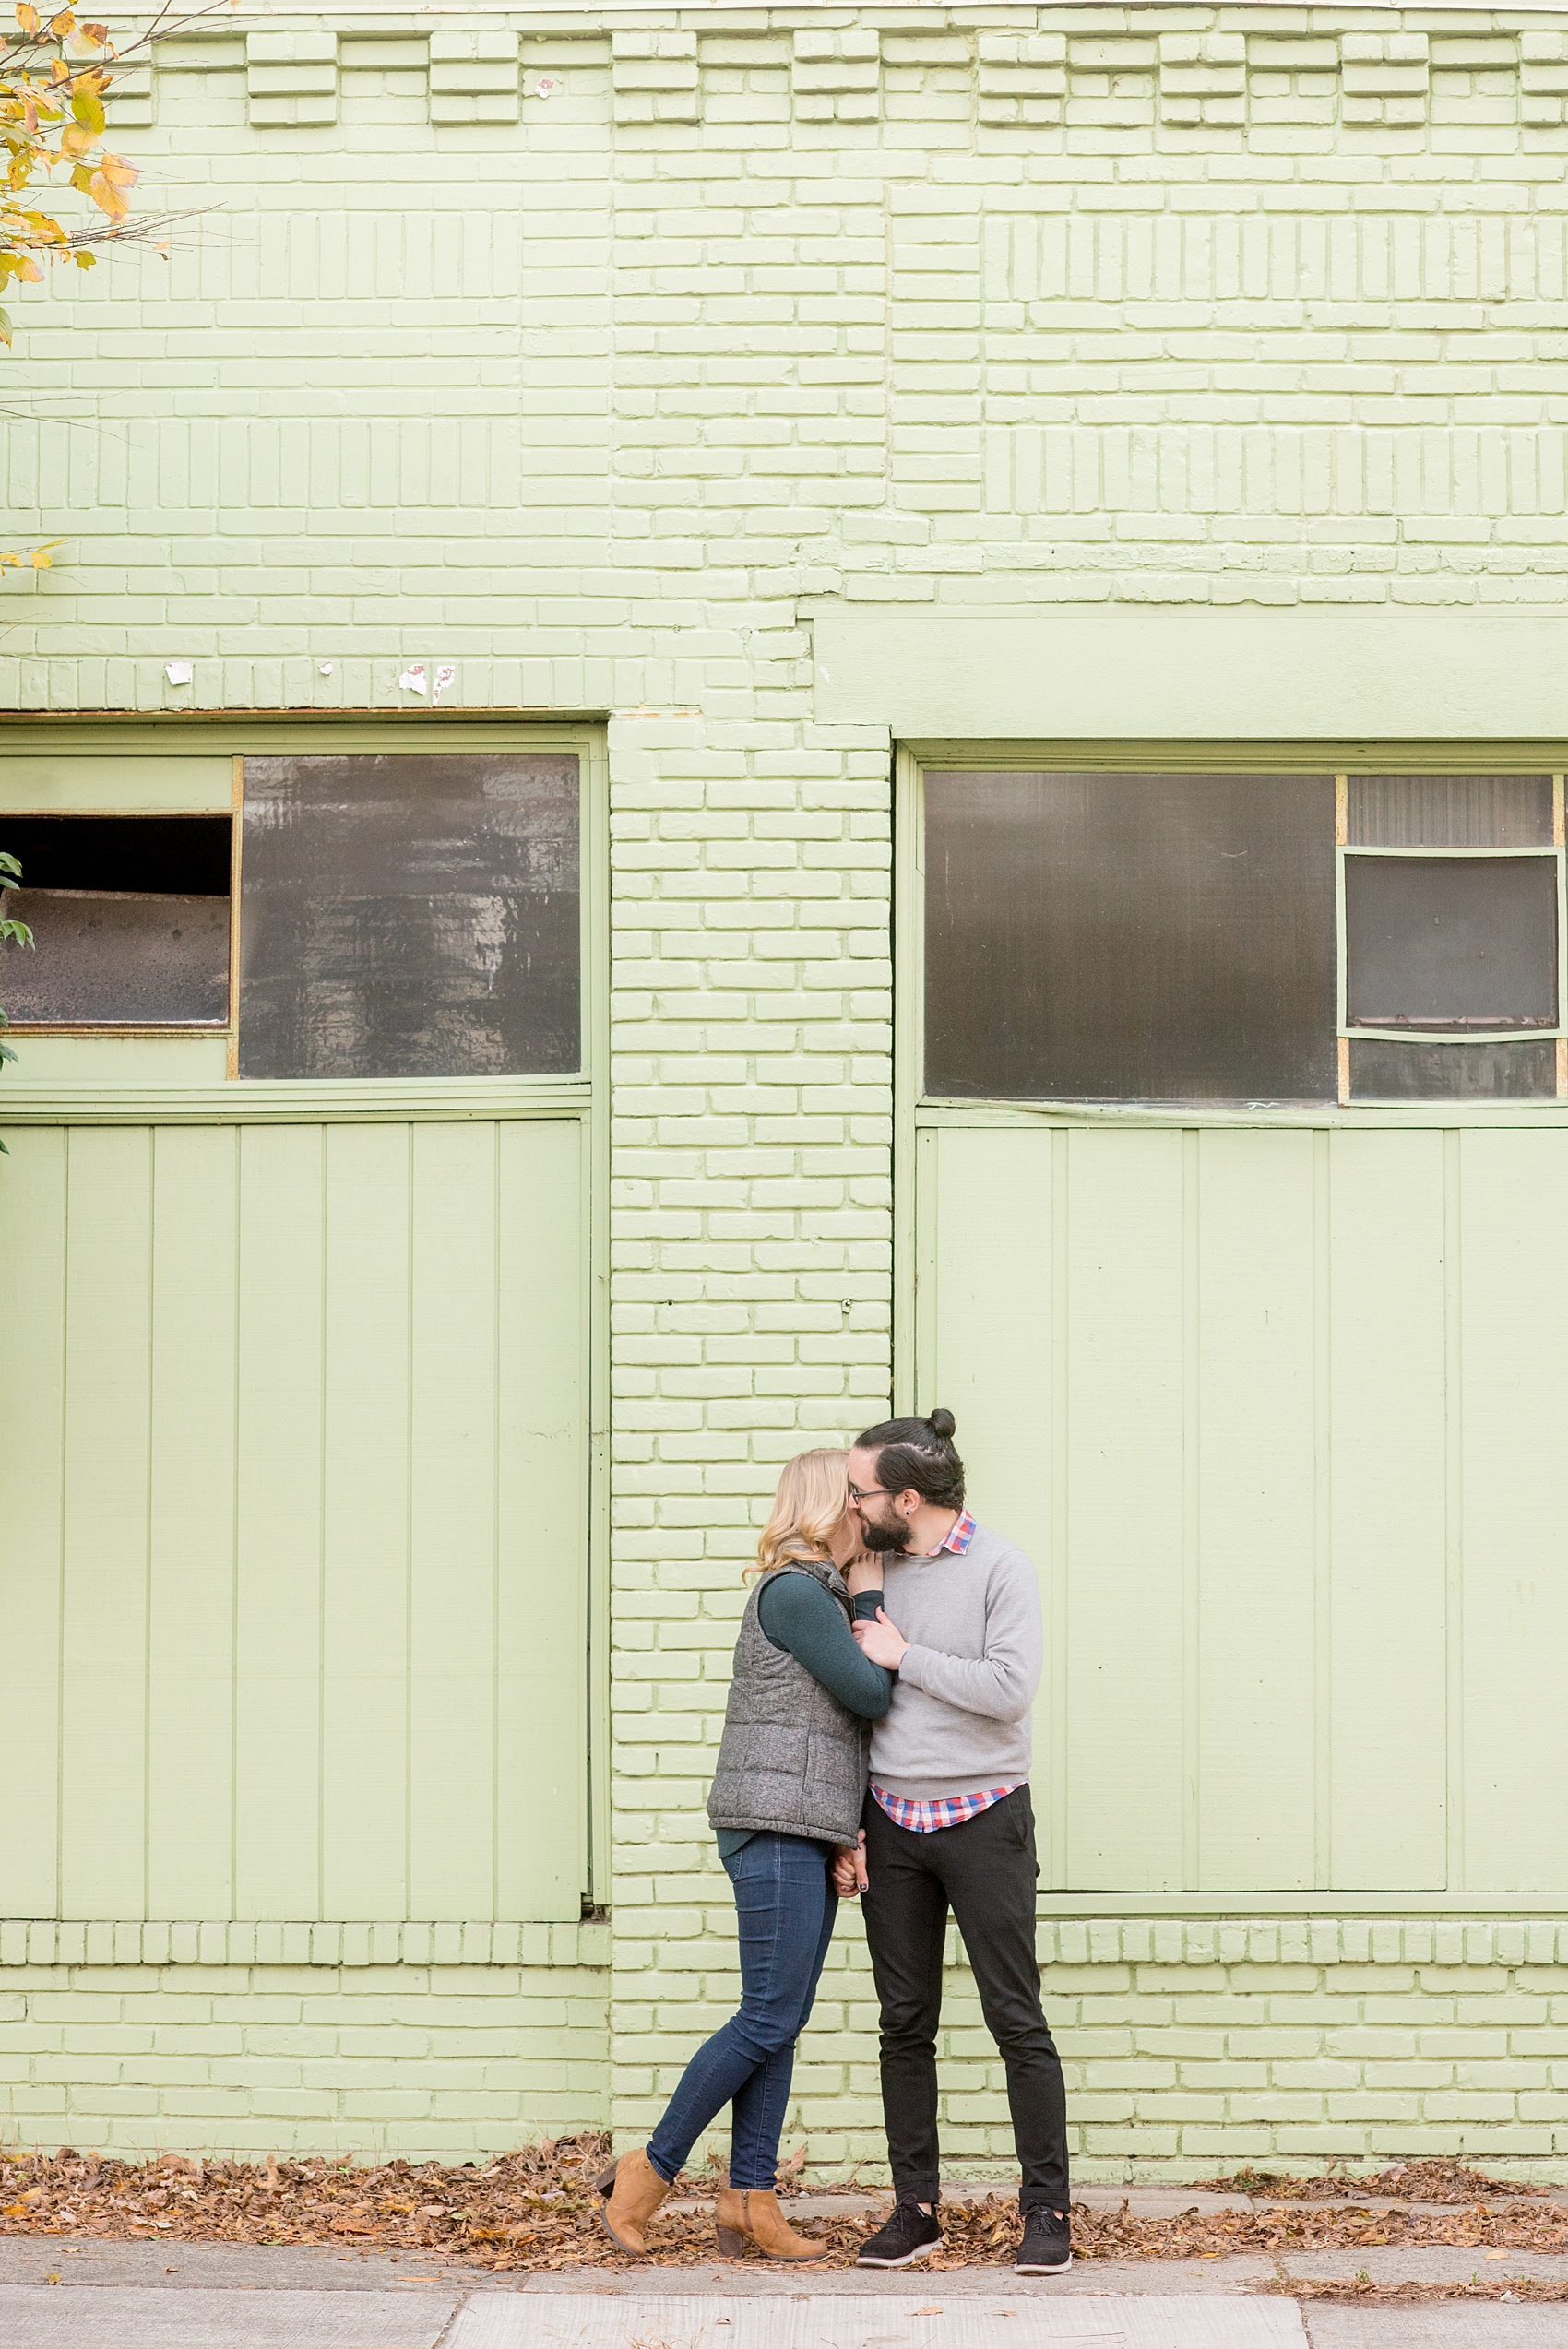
918,1121,1565,1895
0,1116,588,1923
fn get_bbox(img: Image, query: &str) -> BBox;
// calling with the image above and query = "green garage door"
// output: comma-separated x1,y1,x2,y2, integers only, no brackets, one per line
1,1112,588,1924
917,1117,1568,1900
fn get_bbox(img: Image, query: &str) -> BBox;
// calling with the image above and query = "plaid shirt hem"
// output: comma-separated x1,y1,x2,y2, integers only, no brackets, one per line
871,1781,1022,1833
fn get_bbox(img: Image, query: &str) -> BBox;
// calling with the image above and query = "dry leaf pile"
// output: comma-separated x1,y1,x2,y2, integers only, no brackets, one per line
1265,2278,1568,2307
1067,2193,1568,2266
1198,2161,1541,2203
2,2144,1567,2281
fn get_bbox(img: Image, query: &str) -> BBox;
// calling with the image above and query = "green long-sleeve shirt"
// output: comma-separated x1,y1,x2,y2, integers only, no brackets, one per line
715,1574,890,1858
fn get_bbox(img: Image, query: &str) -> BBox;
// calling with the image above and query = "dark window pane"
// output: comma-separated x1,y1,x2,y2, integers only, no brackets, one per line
1344,855,1559,1030
239,753,579,1081
1349,774,1552,848
0,814,232,1025
5,891,229,1023
924,770,1337,1103
1,813,232,894
1348,1037,1558,1101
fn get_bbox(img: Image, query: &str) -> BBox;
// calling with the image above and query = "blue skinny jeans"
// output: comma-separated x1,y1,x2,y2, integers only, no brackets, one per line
646,1830,839,2191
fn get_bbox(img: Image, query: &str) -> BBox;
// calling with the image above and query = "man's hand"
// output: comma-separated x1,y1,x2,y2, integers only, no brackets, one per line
832,1832,869,1898
852,1607,909,1670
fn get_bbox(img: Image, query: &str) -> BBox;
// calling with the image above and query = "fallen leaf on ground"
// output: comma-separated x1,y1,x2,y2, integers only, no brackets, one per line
0,2149,1558,2276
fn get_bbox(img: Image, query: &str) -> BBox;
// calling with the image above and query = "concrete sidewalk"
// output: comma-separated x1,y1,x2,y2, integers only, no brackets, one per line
0,2243,1566,2349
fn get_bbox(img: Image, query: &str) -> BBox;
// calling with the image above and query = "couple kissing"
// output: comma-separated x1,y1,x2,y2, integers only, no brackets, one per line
596,1410,1071,2275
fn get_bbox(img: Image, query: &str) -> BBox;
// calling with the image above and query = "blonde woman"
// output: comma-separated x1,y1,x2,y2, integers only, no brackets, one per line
597,1448,889,2261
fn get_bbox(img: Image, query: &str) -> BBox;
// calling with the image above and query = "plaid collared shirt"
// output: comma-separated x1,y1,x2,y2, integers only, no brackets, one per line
871,1781,1022,1833
871,1509,1023,1833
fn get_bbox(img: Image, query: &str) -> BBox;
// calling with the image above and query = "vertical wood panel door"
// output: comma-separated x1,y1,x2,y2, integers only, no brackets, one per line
918,1119,1568,1898
0,1115,588,1923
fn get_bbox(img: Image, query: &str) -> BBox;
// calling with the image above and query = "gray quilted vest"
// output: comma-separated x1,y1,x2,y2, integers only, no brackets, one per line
707,1560,866,1847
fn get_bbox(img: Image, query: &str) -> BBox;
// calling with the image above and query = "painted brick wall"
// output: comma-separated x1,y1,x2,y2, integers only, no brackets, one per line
7,0,1568,710
0,1931,609,2155
631,1920,1568,2180
4,1,1568,2172
7,1921,1568,2171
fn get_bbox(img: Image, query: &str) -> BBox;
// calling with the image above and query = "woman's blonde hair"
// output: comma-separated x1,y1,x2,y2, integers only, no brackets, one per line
751,1447,849,1580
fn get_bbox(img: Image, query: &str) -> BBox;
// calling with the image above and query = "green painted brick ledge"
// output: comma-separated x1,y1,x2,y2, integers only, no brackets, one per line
1,1919,1557,1969
0,1923,610,1970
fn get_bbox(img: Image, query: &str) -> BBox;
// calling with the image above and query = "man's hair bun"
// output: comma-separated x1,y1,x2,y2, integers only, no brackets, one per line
854,1408,967,1511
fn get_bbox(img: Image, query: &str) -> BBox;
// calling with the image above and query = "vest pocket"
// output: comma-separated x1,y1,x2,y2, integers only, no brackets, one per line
739,1722,810,1788
807,1727,865,1809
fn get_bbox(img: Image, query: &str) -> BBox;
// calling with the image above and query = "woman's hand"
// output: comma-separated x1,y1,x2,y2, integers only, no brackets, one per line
832,1832,869,1898
845,1551,884,1600
851,1607,909,1670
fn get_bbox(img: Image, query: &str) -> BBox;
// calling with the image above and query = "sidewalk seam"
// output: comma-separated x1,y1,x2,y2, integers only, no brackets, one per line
431,2285,474,2346
1277,2252,1313,2349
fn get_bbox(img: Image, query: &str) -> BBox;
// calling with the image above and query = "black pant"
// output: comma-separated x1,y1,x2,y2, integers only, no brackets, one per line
861,1786,1069,2213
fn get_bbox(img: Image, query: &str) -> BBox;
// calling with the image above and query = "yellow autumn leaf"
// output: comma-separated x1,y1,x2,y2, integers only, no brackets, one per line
85,143,131,217
68,72,101,132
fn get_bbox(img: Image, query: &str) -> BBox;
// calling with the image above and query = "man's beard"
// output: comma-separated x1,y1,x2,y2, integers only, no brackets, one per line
859,1514,908,1554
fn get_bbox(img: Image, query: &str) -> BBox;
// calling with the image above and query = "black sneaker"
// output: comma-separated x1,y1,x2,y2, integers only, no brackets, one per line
1016,2206,1072,2274
857,2200,943,2266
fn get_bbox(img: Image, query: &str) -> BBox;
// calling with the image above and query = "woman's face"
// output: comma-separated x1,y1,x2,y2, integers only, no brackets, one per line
824,1510,859,1569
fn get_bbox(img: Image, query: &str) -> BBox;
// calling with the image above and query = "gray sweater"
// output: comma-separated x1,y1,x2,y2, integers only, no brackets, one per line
864,1521,1043,1803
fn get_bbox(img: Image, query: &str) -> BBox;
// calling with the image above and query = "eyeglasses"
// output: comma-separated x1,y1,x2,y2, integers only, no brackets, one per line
847,1482,891,1502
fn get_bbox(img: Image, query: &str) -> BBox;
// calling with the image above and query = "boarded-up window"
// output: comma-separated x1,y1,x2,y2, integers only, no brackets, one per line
0,814,231,1026
1346,1037,1558,1101
1341,773,1562,1100
238,753,579,1081
923,770,1338,1104
924,765,1568,1108
1344,855,1559,1033
1348,773,1553,849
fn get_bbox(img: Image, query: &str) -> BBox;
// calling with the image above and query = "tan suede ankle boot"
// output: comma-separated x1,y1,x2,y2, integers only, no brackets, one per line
597,2147,671,2255
714,2185,826,2260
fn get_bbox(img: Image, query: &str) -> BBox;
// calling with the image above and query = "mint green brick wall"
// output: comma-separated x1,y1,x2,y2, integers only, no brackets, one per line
0,1927,609,2155
623,1920,1568,2181
7,1919,1568,2174
3,1,1568,2172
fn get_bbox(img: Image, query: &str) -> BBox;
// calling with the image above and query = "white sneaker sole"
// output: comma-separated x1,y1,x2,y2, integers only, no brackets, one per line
1016,2254,1073,2275
856,2239,942,2268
